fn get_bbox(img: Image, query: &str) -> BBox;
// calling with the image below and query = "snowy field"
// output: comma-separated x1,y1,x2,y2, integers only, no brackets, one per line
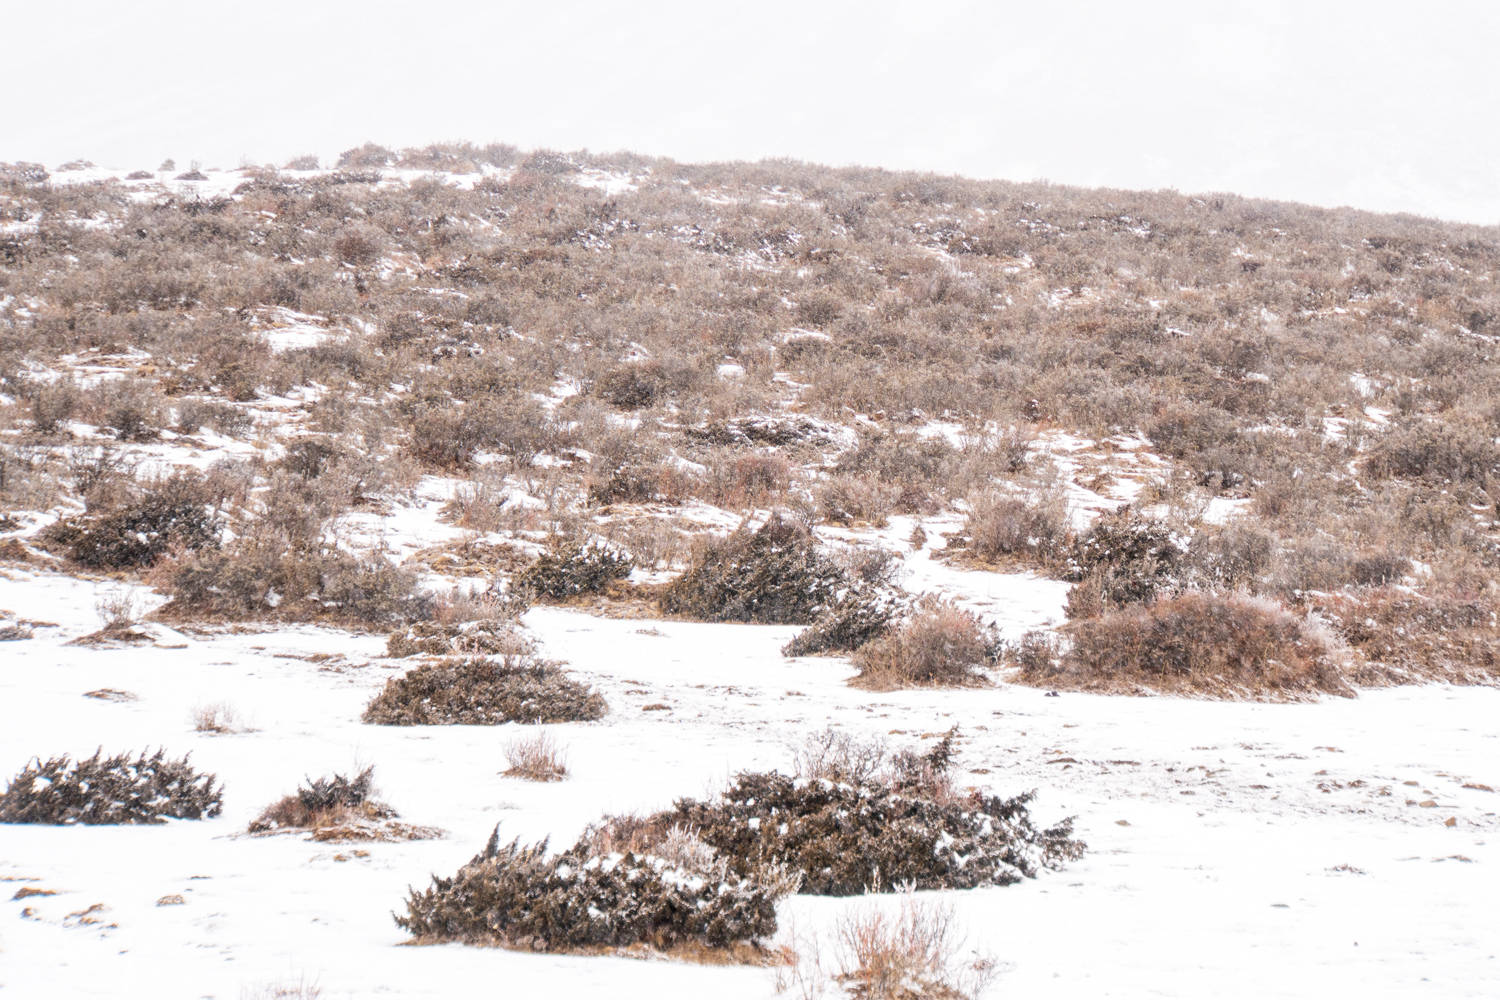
2,568,1497,999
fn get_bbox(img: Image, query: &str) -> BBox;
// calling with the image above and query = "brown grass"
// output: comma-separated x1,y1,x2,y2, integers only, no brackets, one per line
502,731,568,781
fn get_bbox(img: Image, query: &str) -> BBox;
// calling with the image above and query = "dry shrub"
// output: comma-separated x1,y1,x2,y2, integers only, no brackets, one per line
397,824,782,952
960,488,1071,570
503,731,568,781
363,654,607,725
0,749,222,824
851,601,997,689
248,766,436,840
1065,507,1184,617
1366,419,1499,488
192,701,248,734
168,539,428,626
660,515,846,623
513,536,632,600
783,586,903,657
835,895,996,1000
386,618,528,658
50,473,222,570
1314,587,1500,685
815,474,900,527
1037,591,1353,699
593,359,697,409
663,765,1081,897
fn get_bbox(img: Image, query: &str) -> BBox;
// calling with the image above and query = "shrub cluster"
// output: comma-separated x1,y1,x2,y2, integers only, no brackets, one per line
249,766,396,833
397,825,780,951
363,654,607,725
960,489,1071,569
659,515,846,623
0,749,222,824
170,539,428,626
513,537,632,600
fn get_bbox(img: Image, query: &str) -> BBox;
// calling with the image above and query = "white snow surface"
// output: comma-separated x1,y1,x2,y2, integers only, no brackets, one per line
2,564,1498,999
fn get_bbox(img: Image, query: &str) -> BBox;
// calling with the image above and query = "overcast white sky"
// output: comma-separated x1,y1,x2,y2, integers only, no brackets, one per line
7,0,1499,224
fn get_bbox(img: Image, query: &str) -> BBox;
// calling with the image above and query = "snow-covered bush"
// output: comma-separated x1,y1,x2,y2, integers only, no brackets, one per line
1065,507,1185,618
169,539,428,626
782,585,903,657
0,749,222,825
513,536,632,600
660,514,846,624
664,769,1082,896
397,825,781,951
363,654,607,725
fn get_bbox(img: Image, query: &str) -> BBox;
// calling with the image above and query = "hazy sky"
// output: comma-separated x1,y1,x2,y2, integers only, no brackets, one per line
8,0,1499,224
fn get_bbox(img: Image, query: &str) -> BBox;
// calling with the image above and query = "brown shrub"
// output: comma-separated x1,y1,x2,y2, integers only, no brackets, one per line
1034,591,1352,699
851,600,996,689
958,488,1071,570
1314,587,1500,685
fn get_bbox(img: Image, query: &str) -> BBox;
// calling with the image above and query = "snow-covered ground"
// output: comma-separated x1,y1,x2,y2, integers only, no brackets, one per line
2,567,1497,999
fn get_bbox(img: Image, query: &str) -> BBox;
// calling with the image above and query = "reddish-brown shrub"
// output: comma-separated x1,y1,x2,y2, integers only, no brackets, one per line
1033,591,1351,699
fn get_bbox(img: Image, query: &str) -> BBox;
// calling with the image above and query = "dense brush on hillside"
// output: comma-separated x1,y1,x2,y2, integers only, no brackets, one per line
2,143,1498,688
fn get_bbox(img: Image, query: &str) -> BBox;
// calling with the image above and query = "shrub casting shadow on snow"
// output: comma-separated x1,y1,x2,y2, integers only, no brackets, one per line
362,654,607,725
0,749,222,824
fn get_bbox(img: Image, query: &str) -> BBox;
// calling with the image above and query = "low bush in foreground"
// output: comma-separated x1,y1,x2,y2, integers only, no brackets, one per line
0,749,222,824
850,600,998,688
397,825,782,952
832,895,996,1000
659,515,846,623
1032,591,1352,699
363,654,607,725
503,731,568,781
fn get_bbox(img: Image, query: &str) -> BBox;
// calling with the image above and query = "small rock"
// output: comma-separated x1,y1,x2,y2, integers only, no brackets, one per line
155,894,184,906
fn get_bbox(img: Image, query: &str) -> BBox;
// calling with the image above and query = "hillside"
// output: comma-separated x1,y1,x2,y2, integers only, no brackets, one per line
1,144,1498,998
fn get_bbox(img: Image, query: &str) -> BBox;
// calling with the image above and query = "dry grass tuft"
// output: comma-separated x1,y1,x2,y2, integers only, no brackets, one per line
833,896,996,1000
192,701,250,734
502,731,568,781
